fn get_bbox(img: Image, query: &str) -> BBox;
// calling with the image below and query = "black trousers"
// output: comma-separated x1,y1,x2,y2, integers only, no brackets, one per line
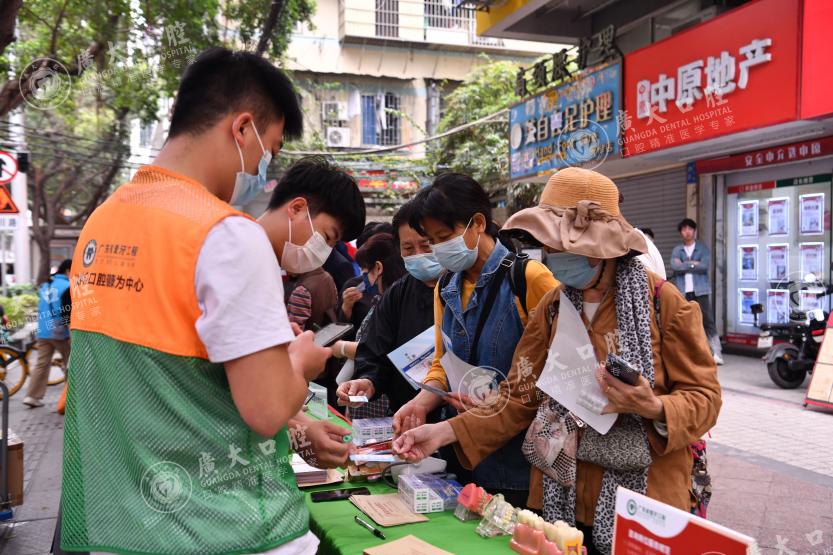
685,292,718,340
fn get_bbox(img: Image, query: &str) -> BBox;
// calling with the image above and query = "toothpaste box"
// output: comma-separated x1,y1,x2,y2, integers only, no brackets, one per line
398,474,462,513
351,417,394,445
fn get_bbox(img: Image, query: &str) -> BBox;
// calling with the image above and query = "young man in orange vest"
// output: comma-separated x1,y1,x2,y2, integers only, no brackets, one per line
62,48,363,555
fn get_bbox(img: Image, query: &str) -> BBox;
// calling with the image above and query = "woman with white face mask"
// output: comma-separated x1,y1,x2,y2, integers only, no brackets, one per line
393,168,722,555
392,173,558,508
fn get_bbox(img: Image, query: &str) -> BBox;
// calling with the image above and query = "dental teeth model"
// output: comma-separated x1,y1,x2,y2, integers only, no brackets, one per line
510,510,586,555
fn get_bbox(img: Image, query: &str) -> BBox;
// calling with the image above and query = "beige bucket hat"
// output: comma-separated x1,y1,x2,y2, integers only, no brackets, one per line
500,167,647,259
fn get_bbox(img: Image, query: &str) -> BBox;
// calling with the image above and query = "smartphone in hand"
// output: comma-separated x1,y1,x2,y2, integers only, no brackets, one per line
605,353,641,386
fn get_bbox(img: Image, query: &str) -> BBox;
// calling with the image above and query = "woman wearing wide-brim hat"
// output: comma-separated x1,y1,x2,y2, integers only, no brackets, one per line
394,167,722,555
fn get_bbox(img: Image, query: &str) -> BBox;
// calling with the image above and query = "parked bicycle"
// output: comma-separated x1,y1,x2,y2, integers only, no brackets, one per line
0,340,66,399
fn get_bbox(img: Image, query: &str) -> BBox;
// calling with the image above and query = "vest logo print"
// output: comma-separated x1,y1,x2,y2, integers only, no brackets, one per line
141,461,193,513
82,239,97,267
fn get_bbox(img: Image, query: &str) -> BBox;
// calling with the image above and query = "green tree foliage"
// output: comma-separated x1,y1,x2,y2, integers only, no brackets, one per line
0,0,314,282
427,58,519,192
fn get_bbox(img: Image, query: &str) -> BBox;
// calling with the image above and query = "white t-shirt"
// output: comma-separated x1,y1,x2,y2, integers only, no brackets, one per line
635,229,667,279
93,216,319,555
683,243,695,293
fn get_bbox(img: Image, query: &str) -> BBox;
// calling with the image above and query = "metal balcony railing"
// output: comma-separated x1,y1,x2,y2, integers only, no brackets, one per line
341,0,505,48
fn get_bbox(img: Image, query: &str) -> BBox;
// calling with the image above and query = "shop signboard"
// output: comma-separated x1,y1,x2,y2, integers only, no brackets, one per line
623,0,800,156
508,62,621,181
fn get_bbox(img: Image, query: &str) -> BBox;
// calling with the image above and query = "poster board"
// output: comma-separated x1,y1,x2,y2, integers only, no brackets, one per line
805,313,833,410
613,487,758,554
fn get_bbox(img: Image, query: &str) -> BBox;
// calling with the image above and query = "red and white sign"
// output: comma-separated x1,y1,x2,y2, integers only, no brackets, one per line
0,151,18,185
698,135,833,174
613,488,757,554
623,0,800,156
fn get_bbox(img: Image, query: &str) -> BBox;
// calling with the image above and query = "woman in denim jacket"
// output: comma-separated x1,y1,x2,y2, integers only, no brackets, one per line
392,173,557,507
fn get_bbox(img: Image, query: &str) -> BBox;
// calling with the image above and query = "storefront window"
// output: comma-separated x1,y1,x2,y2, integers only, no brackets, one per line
725,174,833,342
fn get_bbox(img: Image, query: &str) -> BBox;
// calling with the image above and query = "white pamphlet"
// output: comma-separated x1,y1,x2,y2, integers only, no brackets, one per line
535,296,616,435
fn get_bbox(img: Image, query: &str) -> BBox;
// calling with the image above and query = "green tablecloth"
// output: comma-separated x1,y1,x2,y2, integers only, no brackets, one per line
303,410,512,554
304,482,512,555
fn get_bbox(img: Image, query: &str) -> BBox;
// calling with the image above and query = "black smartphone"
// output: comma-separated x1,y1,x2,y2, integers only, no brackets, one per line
313,323,354,347
605,353,641,386
310,487,370,502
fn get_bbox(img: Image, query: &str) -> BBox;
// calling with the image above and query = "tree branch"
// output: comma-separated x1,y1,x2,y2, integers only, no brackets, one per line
0,0,22,56
255,0,285,56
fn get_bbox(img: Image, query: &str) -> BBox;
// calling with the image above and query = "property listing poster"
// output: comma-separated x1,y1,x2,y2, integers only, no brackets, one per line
800,193,825,234
800,242,825,280
766,289,789,324
738,245,758,281
800,291,823,312
738,288,759,325
767,197,789,235
725,174,831,346
766,244,789,282
738,200,759,236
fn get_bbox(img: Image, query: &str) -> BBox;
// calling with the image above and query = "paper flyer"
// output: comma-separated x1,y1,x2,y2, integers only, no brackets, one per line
738,288,759,326
766,244,789,282
386,327,436,390
738,245,758,281
766,197,789,235
738,200,758,237
766,289,789,325
799,193,824,235
439,332,500,403
535,296,616,435
799,242,824,281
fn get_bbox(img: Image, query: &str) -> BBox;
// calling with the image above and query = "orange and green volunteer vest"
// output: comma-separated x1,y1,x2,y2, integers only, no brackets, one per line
61,166,308,555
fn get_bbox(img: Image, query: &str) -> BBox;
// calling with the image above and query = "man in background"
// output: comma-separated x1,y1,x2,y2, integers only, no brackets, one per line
672,218,723,365
24,259,72,408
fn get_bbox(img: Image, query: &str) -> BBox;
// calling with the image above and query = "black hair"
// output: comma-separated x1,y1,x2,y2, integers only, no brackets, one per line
392,200,421,244
355,233,405,291
357,222,394,249
57,259,72,274
639,227,655,240
677,218,697,232
267,156,366,242
409,173,499,238
168,48,303,140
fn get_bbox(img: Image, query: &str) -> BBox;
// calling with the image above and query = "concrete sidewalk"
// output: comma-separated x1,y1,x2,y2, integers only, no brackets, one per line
0,385,64,555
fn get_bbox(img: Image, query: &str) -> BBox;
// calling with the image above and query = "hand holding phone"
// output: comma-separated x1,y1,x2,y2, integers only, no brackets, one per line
605,353,641,386
313,323,354,347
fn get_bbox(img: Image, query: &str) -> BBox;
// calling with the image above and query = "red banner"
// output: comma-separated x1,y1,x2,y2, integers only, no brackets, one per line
697,135,833,174
623,0,800,156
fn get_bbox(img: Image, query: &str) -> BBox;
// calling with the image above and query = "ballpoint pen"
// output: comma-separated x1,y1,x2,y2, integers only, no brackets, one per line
354,515,386,540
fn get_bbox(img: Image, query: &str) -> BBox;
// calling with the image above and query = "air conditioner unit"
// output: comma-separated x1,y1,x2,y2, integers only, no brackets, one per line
326,127,351,148
321,101,348,121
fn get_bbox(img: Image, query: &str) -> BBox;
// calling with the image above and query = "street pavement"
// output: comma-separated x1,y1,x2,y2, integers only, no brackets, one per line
0,355,832,554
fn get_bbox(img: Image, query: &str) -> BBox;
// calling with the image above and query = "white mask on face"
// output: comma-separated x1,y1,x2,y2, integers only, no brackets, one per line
281,208,333,274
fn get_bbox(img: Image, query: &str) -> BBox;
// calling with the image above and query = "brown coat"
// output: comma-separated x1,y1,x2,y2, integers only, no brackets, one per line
448,271,722,525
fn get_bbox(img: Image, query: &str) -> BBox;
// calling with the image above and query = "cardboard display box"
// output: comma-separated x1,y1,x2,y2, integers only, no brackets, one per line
0,429,24,507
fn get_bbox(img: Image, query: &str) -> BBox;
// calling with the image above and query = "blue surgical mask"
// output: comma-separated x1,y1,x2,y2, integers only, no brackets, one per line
545,252,603,289
403,252,443,282
432,219,480,273
231,122,272,207
361,271,380,296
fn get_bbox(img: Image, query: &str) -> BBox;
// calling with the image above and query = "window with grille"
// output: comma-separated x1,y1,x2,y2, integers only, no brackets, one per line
379,93,400,146
375,0,399,37
361,93,401,146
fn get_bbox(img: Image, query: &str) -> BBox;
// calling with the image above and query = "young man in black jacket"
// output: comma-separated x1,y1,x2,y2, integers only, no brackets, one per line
336,201,443,414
